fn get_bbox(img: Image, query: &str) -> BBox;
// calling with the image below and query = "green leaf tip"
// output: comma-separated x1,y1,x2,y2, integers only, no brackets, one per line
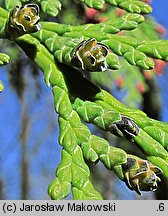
72,181,103,200
41,0,62,17
106,0,152,14
0,53,10,65
5,0,22,11
80,0,105,10
80,0,152,14
136,40,168,62
0,81,4,92
48,178,71,200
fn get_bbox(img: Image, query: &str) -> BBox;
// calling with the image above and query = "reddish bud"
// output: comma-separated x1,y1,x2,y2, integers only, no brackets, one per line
136,82,145,94
116,31,124,36
142,0,152,4
98,16,108,23
85,8,99,20
143,70,152,80
116,8,124,17
154,59,167,76
156,24,166,36
115,77,124,88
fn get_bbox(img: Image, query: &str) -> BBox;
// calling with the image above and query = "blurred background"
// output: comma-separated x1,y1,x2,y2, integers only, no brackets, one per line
0,0,168,200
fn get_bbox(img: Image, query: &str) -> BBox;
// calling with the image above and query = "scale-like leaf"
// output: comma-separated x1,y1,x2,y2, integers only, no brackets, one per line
40,0,61,16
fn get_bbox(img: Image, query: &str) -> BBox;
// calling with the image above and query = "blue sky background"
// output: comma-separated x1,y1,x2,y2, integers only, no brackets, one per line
151,1,168,123
151,0,168,39
0,1,168,200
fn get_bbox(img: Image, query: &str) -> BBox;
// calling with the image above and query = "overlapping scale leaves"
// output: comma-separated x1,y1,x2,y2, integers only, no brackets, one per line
33,15,160,71
4,0,61,16
40,0,61,16
79,0,152,14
